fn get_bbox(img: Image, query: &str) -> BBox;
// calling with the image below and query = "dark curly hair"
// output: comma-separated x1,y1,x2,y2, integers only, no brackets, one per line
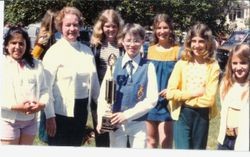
3,26,34,68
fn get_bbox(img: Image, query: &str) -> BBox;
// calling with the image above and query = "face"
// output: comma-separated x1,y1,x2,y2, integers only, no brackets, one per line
231,54,249,83
103,21,118,42
155,21,171,42
191,36,206,57
62,14,80,42
6,33,26,61
122,33,144,58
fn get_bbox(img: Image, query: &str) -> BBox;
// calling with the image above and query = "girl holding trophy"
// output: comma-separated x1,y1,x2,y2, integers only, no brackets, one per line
97,23,158,148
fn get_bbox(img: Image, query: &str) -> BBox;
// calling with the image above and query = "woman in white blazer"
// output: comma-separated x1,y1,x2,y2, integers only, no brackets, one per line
42,6,100,146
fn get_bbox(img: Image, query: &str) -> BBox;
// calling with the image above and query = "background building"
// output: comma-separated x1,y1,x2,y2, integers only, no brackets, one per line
225,0,250,30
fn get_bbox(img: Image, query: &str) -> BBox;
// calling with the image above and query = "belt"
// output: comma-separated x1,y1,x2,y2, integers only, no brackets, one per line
226,127,238,137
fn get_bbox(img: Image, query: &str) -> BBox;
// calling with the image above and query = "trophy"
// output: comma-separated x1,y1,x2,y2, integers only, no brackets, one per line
101,54,118,132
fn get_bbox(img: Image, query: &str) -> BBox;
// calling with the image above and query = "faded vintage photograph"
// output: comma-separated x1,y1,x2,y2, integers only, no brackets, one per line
0,1,249,156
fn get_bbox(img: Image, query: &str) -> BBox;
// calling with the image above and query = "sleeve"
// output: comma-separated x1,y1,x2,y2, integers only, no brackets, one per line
32,44,44,59
122,62,158,121
42,48,57,119
90,55,100,104
0,59,16,109
166,61,193,101
36,60,49,106
97,65,113,126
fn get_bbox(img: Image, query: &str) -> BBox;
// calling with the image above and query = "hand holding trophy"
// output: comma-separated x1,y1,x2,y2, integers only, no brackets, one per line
101,53,118,132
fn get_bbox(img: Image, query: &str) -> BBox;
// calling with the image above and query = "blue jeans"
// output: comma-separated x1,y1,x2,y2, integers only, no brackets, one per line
174,105,209,149
217,135,236,150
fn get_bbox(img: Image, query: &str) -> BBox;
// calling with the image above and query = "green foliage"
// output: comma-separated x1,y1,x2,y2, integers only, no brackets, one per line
4,0,230,39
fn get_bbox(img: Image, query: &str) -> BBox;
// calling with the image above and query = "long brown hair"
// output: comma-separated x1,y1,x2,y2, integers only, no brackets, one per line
35,9,58,46
152,13,176,46
220,44,250,99
182,23,216,63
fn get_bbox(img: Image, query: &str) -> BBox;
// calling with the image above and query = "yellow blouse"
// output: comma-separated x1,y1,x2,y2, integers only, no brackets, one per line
166,60,220,120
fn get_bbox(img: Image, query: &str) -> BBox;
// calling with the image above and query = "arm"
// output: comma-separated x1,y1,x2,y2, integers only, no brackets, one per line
32,44,45,59
28,61,49,114
96,66,113,133
90,55,100,104
166,61,193,101
42,47,59,137
42,48,57,119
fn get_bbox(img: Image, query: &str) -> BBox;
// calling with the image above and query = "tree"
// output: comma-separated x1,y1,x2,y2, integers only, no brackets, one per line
4,0,230,36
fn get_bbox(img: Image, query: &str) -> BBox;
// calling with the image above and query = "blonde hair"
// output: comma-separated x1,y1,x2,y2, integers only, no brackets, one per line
220,44,250,99
55,6,83,33
90,9,124,47
182,23,216,63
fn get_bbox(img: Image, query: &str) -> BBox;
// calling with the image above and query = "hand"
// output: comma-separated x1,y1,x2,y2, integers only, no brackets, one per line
26,101,45,114
96,123,102,134
110,112,127,125
11,101,32,113
37,32,51,45
159,89,167,98
46,117,57,137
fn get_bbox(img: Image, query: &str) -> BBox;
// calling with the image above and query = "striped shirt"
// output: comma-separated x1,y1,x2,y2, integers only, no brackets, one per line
95,42,122,83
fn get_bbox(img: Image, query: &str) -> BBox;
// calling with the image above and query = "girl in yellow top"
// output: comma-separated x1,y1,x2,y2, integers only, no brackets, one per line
32,9,58,60
166,23,220,149
145,14,181,149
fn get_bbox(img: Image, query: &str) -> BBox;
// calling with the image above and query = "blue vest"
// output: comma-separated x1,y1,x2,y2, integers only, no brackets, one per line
113,57,149,121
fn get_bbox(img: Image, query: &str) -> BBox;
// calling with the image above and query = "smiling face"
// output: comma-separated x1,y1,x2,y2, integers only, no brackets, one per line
155,21,171,42
61,13,80,42
122,33,144,58
191,36,207,58
6,33,26,61
103,21,118,42
231,54,249,83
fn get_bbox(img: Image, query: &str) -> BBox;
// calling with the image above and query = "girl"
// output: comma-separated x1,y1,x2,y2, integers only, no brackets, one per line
217,44,249,151
97,23,158,148
32,9,58,60
145,13,182,148
0,27,49,145
166,23,220,149
90,9,124,147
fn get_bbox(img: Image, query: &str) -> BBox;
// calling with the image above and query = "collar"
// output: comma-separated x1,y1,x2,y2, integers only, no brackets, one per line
122,53,141,69
5,55,26,68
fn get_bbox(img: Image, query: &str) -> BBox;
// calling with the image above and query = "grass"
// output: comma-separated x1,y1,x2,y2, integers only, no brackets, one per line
34,95,221,149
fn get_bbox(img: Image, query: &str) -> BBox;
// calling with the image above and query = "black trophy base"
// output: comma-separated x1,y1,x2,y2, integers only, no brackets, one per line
101,116,118,132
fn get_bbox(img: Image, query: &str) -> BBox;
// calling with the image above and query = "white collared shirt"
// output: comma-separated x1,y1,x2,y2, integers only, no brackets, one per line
97,53,158,124
0,55,49,122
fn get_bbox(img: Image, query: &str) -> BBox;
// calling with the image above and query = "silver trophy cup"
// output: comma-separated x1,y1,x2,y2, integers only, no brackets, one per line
101,54,118,132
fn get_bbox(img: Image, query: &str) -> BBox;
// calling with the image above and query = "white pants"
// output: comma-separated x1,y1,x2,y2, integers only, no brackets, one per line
109,121,146,148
